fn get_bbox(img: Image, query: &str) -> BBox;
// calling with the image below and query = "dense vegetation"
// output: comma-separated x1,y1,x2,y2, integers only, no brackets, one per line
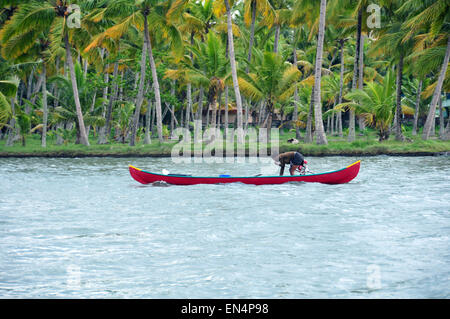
0,0,449,153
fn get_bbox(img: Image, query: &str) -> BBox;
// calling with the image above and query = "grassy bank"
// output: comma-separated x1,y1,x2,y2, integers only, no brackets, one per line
1,129,449,157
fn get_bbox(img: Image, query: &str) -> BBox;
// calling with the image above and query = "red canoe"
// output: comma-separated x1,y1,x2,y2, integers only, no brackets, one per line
129,160,360,185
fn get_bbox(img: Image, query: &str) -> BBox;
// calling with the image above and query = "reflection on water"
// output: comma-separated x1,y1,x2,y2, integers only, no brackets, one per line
0,155,449,298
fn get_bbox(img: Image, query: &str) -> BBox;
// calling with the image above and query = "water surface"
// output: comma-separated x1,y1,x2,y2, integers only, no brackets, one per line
0,156,449,298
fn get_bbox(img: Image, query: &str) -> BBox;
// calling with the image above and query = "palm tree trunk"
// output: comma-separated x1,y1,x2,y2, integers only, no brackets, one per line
106,61,119,138
244,100,249,130
97,68,110,144
312,0,328,145
326,114,331,134
151,98,156,133
129,37,148,146
334,109,339,136
26,69,34,100
258,101,264,126
217,93,222,129
205,103,208,128
224,0,244,143
423,36,450,140
246,0,257,74
266,101,273,139
430,113,435,136
41,64,48,148
337,39,345,138
443,110,450,140
293,86,301,139
194,86,204,143
186,82,192,130
87,46,103,138
170,103,175,136
133,70,139,104
293,45,301,139
6,95,17,146
25,69,34,114
86,90,97,137
118,70,124,101
64,32,89,146
196,86,204,121
30,73,43,107
144,15,163,143
358,33,365,134
187,33,194,132
439,93,444,139
274,24,280,53
395,52,405,141
305,86,314,143
83,59,88,77
412,79,423,135
224,85,229,139
348,8,362,142
144,100,152,144
331,110,335,135
167,82,178,138
210,98,217,129
169,79,176,126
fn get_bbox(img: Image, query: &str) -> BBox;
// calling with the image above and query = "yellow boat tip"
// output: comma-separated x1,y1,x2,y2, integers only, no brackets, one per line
346,160,361,168
129,165,141,171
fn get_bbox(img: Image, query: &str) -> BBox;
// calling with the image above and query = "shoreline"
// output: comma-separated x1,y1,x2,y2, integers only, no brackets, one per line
2,133,449,158
1,150,449,158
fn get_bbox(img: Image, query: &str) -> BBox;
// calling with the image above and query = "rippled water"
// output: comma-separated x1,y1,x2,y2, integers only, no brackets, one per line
0,156,449,298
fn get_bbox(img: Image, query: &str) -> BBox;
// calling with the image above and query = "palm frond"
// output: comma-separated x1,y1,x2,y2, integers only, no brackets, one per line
0,91,12,127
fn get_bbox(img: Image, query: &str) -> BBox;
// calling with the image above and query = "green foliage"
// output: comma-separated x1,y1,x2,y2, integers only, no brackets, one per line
0,0,449,151
238,49,301,113
15,111,30,146
0,92,12,128
338,70,396,141
162,124,170,137
113,101,135,143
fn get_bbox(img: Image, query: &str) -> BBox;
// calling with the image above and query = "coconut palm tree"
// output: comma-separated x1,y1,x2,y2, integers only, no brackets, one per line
398,0,450,140
371,29,406,141
0,0,91,145
15,107,30,146
113,101,135,143
335,37,348,137
243,0,274,72
0,91,13,131
49,61,105,144
213,0,244,143
291,0,329,144
288,6,316,140
337,70,397,141
328,0,373,141
238,50,301,137
322,73,341,135
186,33,228,131
2,33,51,147
311,0,328,145
86,0,186,145
0,77,19,130
420,36,449,140
182,0,216,42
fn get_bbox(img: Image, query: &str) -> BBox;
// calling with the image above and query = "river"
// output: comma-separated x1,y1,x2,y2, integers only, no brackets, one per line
0,156,449,298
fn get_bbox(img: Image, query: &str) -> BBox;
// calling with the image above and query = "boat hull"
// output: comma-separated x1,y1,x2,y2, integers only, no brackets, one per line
129,161,360,185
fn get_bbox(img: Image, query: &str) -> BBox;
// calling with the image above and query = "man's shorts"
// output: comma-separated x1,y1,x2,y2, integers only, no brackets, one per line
290,152,304,166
